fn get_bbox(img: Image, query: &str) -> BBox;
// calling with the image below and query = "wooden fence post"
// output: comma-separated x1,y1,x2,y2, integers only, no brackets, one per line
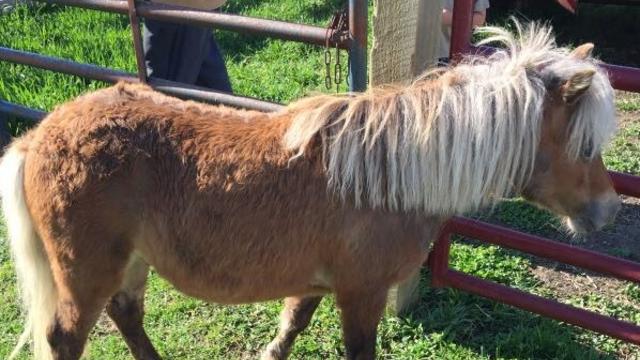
370,0,441,85
370,0,441,315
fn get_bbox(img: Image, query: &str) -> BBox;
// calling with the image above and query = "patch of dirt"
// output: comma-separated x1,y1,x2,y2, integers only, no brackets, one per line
531,265,628,301
528,196,640,300
616,90,640,125
93,312,119,336
619,110,640,127
618,110,640,129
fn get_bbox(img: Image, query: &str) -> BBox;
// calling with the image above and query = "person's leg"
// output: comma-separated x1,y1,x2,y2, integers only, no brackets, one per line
170,25,213,85
142,19,178,80
0,115,11,152
143,20,230,91
196,33,232,93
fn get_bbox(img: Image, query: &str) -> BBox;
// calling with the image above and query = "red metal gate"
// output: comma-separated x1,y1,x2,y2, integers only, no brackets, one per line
430,0,640,345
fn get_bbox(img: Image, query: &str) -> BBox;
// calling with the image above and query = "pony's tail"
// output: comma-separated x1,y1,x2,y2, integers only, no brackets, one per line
1,139,57,360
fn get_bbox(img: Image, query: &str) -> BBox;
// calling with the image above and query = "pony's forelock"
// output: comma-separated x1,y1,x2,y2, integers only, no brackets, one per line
283,20,617,214
542,59,617,159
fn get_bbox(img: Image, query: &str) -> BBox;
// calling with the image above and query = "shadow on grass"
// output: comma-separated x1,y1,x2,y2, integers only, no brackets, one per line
402,273,617,359
216,31,269,60
300,0,346,23
218,0,347,60
223,0,347,22
221,0,263,14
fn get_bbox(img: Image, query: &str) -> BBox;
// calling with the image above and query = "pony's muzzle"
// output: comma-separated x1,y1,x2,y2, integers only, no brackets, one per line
567,195,622,233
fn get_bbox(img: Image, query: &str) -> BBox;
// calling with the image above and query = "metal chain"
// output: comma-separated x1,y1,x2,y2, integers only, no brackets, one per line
346,48,350,87
324,12,339,90
324,8,349,93
335,46,341,90
324,47,332,90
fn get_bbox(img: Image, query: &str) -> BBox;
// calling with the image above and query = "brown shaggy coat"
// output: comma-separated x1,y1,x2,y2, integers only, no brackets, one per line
25,82,435,300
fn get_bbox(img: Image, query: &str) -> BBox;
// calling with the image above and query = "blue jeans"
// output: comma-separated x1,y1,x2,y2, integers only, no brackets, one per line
142,19,232,93
0,113,10,150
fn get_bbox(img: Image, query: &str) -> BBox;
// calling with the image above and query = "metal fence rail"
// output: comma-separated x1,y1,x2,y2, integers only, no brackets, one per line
0,100,46,122
430,206,640,345
430,0,640,345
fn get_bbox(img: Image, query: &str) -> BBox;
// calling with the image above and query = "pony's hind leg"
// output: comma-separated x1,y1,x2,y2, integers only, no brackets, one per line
47,298,105,360
105,255,161,360
261,296,323,360
46,250,127,359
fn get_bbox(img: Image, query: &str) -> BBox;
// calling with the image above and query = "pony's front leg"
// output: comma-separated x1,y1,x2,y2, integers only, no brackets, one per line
336,289,388,360
261,296,323,360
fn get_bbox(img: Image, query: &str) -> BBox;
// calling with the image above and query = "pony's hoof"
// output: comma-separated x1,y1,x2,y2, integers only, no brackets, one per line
260,343,287,360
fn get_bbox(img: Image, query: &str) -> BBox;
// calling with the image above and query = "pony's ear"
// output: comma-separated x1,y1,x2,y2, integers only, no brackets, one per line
561,69,596,104
570,43,594,59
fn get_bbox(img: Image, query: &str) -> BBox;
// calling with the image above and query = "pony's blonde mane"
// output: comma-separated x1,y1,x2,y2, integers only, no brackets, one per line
283,21,616,215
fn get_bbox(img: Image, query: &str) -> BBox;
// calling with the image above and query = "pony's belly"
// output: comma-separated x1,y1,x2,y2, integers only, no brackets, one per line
134,219,332,303
183,282,329,304
148,253,331,304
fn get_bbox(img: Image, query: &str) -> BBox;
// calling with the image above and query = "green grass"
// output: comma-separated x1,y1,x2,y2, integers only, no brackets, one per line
1,1,640,359
604,122,640,176
616,93,640,112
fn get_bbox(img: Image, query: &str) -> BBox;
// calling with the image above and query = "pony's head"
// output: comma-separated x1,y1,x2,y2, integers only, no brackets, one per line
471,21,620,233
519,43,620,233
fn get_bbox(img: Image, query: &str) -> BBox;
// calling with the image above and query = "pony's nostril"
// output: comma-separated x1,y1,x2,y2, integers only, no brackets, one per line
606,198,622,224
586,197,621,229
612,199,622,215
578,198,620,231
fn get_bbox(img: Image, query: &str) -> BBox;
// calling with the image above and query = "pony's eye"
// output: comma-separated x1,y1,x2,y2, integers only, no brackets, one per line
581,142,594,159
